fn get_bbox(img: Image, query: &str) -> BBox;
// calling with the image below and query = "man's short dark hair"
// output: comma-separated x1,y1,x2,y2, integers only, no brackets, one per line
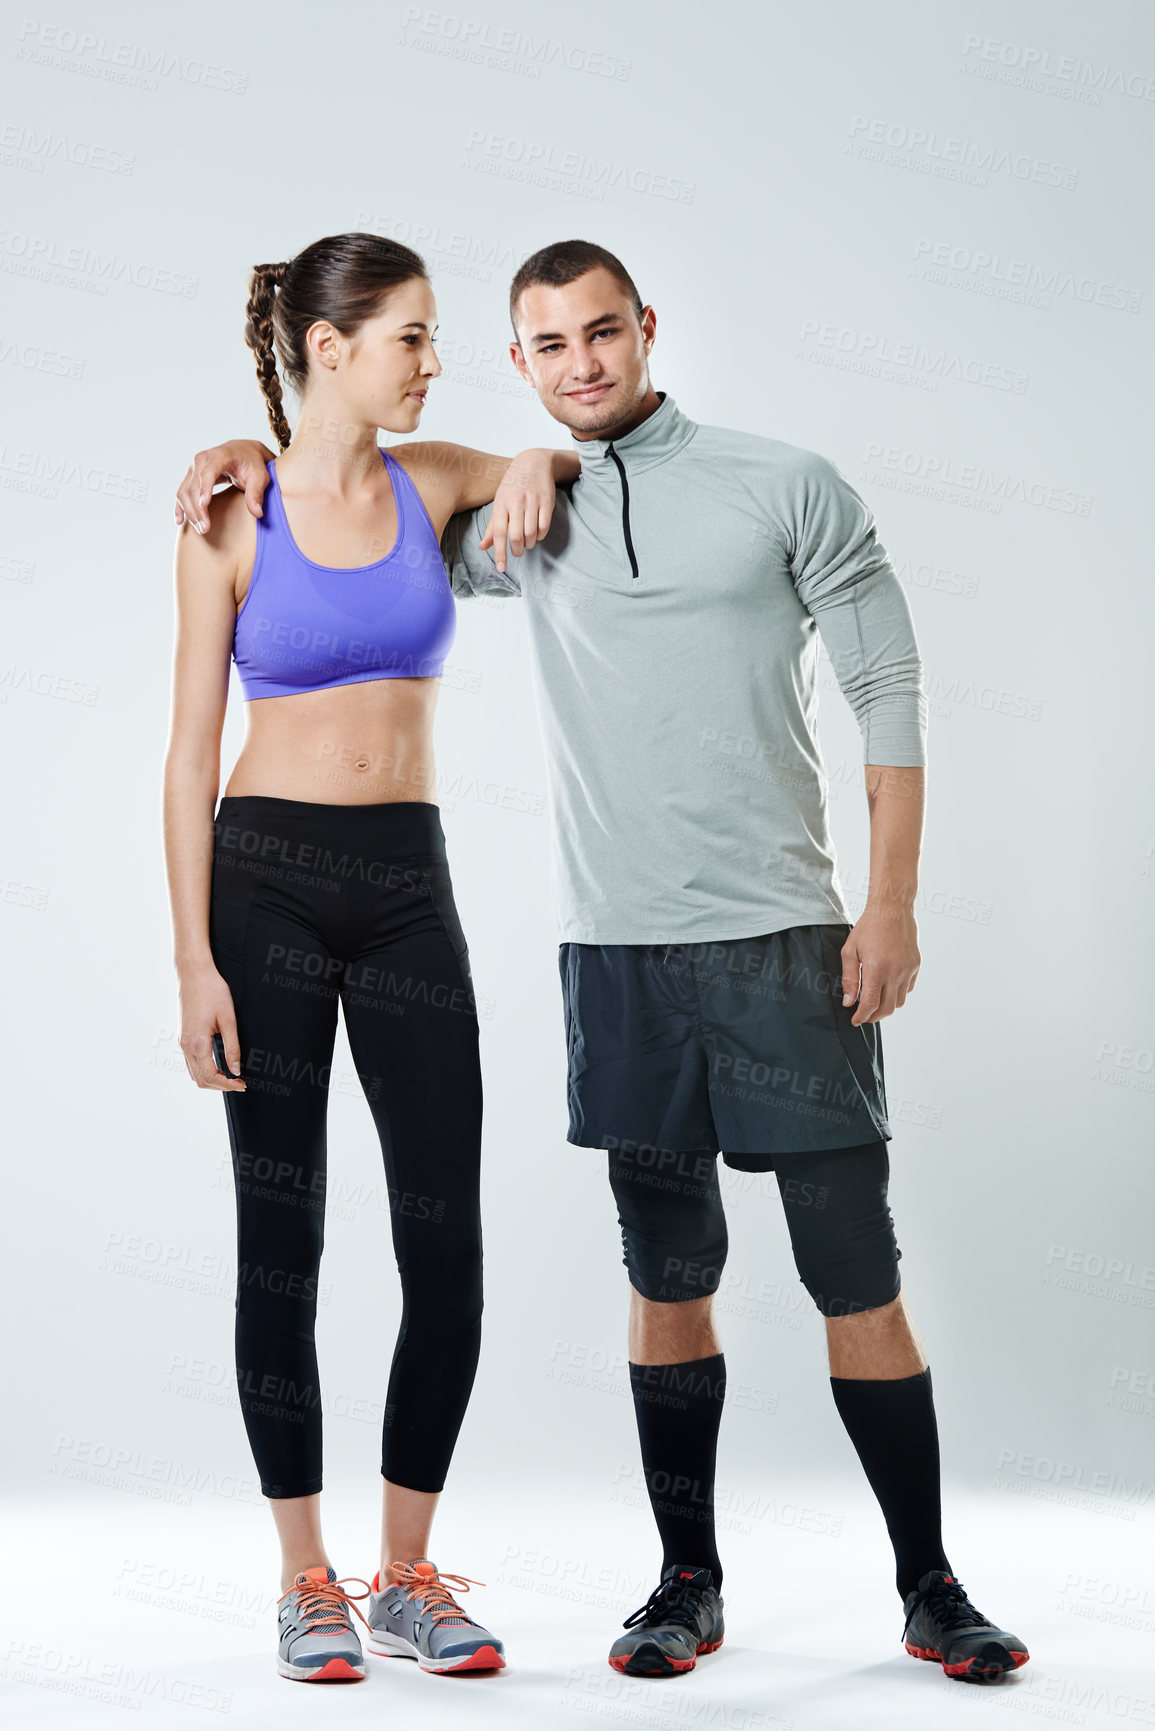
509,240,643,338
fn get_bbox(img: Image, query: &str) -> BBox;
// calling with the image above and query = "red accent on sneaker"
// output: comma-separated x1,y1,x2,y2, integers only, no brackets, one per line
436,1644,505,1673
303,1657,364,1682
608,1636,722,1676
609,1653,699,1673
906,1641,1029,1677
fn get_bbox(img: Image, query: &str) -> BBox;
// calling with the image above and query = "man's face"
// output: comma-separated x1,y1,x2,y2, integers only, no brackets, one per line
509,266,656,437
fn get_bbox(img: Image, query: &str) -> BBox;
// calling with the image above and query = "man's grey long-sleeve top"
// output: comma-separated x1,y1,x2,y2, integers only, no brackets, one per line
439,391,927,945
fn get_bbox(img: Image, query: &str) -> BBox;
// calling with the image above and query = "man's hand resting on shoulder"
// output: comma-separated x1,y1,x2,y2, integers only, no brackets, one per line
175,441,276,534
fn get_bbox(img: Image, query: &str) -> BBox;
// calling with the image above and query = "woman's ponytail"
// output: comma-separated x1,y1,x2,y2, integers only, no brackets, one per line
244,261,292,451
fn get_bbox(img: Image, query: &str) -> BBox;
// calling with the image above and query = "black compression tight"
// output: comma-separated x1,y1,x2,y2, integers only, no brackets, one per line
209,796,483,1499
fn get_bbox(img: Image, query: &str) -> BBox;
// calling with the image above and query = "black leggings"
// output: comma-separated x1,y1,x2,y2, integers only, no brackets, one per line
208,796,483,1499
607,1140,901,1317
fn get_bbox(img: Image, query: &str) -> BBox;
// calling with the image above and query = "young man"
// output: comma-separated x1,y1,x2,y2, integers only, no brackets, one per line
175,239,1028,1685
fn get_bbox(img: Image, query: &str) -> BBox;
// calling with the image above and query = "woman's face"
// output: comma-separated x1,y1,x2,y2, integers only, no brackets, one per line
305,275,443,434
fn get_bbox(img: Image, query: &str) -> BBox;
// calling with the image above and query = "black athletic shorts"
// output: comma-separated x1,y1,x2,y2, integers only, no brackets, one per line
559,924,890,1170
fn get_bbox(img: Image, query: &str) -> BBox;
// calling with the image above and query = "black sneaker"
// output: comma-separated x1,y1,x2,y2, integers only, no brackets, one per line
608,1564,724,1677
902,1569,1029,1681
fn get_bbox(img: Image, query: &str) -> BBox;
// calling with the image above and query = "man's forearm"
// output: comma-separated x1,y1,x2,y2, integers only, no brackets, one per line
403,444,580,507
468,445,580,490
863,765,924,911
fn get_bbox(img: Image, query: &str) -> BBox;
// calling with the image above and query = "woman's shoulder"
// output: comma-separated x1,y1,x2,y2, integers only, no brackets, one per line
387,441,447,484
384,441,461,535
176,480,259,585
210,482,261,559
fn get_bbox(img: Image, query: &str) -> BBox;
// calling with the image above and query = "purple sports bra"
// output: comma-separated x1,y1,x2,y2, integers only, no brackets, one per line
232,447,456,700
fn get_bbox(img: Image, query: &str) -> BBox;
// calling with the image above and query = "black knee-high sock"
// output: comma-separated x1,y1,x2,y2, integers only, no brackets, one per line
829,1366,952,1600
629,1354,726,1590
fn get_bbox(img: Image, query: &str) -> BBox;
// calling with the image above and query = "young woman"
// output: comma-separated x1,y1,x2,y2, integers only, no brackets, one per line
162,231,577,1683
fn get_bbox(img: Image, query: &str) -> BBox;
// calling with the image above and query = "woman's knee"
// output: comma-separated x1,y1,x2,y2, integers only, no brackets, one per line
396,1222,484,1332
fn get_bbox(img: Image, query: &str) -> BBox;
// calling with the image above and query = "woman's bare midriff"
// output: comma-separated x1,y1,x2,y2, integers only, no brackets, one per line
223,676,441,805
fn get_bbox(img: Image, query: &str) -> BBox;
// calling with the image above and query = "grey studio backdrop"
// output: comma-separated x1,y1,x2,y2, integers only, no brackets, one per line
3,0,1151,1539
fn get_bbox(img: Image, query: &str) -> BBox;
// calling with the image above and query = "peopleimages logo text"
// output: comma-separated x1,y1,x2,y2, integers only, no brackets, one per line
911,238,1140,313
15,20,248,92
960,34,1155,102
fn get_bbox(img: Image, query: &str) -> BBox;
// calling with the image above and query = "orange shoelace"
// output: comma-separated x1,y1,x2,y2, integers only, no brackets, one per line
277,1572,373,1633
389,1562,485,1624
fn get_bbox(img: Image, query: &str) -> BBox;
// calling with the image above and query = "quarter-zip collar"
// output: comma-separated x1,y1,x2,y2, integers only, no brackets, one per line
569,390,697,478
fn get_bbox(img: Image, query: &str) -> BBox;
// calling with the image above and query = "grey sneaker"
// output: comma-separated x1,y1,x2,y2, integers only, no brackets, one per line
366,1558,506,1673
276,1565,370,1682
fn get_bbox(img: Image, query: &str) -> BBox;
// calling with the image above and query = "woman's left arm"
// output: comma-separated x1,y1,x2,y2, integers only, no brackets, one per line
391,442,581,572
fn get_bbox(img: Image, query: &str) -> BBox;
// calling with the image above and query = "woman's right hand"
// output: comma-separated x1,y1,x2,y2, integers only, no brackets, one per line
175,439,275,534
179,962,246,1091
